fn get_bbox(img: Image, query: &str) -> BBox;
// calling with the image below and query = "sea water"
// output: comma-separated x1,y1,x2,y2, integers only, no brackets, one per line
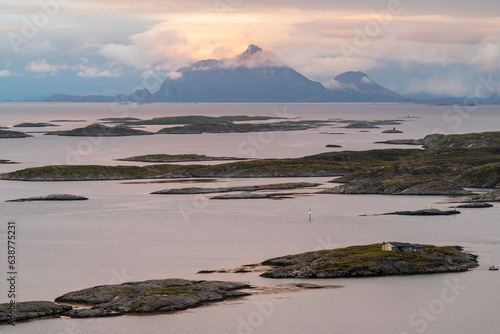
0,103,499,333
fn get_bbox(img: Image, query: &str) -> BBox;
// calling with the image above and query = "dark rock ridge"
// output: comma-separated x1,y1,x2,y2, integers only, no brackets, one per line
382,129,403,133
260,244,478,279
452,203,493,208
55,279,251,318
118,154,247,163
211,192,292,200
0,129,33,138
6,194,88,202
0,301,71,324
383,208,460,216
45,45,410,103
151,182,320,195
14,123,58,128
375,139,424,145
326,145,342,148
0,159,17,164
46,124,153,137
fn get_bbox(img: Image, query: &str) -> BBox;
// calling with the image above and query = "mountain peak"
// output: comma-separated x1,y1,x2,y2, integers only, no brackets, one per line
243,44,263,56
334,71,370,84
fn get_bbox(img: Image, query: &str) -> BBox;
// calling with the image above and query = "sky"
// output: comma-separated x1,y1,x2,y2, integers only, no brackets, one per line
1,0,500,101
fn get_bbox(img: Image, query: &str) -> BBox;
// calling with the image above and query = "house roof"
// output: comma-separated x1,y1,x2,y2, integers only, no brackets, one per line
387,242,424,248
388,242,413,247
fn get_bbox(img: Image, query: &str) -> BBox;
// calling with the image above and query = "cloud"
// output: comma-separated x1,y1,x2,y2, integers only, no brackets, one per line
361,76,372,84
0,70,11,77
167,71,182,80
323,79,342,89
404,71,473,97
25,59,67,73
77,68,121,78
471,36,500,71
292,56,378,83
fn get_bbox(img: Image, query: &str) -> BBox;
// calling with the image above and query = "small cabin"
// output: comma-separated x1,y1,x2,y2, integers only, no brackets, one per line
382,242,425,254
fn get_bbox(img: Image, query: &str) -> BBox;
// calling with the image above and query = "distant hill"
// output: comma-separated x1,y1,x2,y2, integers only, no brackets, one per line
45,44,411,103
331,71,408,102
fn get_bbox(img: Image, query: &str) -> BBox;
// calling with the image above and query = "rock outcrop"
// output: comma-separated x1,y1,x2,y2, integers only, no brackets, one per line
0,301,71,324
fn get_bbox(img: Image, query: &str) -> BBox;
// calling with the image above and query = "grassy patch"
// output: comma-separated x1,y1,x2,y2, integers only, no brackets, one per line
148,286,199,296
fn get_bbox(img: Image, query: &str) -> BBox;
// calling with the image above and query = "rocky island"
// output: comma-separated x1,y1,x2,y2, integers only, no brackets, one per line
46,124,154,137
118,154,246,163
151,182,320,195
375,139,424,145
260,243,478,278
6,194,89,202
0,129,33,138
157,120,330,134
118,115,283,126
383,208,459,216
0,279,250,324
14,122,58,127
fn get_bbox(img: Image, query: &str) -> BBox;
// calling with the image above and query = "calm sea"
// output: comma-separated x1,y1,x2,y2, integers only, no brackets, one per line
0,103,499,333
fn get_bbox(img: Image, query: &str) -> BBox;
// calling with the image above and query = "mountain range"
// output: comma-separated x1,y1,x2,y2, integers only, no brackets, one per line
45,45,411,103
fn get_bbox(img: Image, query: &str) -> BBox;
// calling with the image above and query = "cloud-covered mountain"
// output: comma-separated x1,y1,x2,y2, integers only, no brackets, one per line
46,45,411,103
